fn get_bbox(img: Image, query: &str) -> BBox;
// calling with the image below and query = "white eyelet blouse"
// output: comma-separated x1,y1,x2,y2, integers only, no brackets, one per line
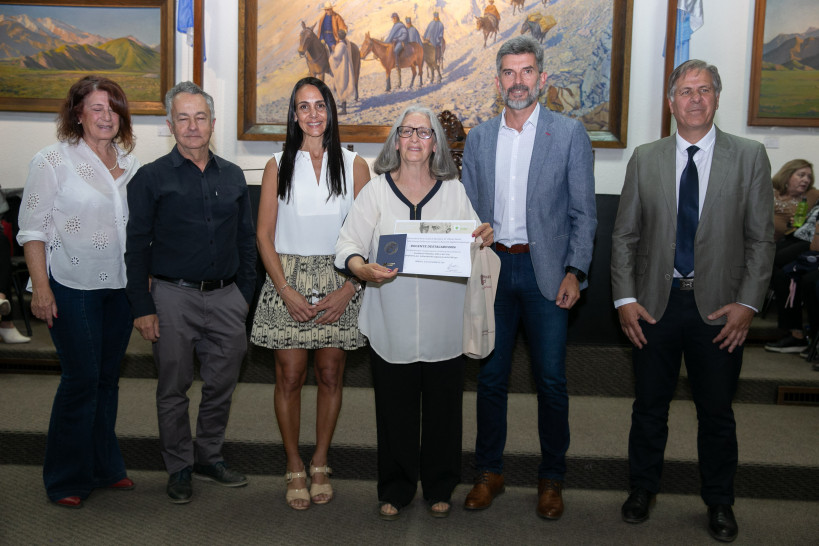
17,139,140,290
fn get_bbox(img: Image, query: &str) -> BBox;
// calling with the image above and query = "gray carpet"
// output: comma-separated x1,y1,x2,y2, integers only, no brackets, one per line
2,465,817,545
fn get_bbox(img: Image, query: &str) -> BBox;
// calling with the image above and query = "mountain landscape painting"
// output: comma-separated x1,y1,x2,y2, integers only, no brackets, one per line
0,1,172,114
749,0,819,126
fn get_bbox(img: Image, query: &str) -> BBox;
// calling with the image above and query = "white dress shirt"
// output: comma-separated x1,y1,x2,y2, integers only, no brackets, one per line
673,124,716,277
494,107,540,246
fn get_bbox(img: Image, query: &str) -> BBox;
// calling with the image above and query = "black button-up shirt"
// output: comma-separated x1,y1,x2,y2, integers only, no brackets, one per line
125,146,256,318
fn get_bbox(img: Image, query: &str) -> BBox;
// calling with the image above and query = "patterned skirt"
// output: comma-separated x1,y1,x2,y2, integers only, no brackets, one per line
250,254,366,350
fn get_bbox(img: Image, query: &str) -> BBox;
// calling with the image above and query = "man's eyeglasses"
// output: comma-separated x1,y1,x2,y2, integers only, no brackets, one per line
397,126,434,139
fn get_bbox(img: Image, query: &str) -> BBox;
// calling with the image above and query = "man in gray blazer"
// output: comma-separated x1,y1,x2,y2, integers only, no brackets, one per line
611,60,773,542
461,35,597,520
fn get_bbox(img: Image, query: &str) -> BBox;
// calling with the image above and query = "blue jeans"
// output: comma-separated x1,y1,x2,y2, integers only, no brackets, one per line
43,279,133,501
475,252,570,480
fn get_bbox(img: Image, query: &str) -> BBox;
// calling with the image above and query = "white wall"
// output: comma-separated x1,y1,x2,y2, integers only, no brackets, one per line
1,0,816,193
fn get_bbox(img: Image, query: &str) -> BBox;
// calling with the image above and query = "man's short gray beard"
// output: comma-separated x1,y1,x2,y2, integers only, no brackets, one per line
503,81,542,111
506,95,537,110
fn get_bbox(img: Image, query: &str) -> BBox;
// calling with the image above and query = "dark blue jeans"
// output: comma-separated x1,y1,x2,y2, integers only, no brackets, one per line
43,279,133,501
475,251,570,480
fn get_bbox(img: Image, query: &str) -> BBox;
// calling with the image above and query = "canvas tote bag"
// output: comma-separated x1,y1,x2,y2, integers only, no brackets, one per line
463,240,500,359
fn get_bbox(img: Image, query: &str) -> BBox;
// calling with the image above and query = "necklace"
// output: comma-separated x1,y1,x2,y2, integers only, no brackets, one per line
106,157,118,171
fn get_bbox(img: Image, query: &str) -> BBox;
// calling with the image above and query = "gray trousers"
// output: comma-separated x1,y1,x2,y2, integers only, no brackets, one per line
151,279,249,474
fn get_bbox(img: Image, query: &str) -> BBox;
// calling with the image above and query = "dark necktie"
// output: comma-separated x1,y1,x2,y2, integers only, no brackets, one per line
675,145,699,277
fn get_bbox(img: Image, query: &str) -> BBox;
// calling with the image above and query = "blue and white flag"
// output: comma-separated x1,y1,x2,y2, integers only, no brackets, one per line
674,0,704,67
177,0,194,34
177,0,205,60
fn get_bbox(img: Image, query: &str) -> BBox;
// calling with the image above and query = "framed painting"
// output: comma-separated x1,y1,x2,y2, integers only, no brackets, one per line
0,0,174,115
239,0,632,147
748,0,819,127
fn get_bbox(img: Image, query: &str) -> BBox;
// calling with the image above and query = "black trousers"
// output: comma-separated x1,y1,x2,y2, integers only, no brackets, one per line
805,273,819,336
772,237,811,330
628,288,742,506
370,348,465,508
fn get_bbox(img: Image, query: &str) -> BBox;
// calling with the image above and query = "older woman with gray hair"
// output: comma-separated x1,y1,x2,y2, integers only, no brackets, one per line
335,104,493,520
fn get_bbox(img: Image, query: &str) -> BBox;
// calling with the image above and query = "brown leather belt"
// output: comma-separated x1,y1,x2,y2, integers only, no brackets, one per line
494,242,530,254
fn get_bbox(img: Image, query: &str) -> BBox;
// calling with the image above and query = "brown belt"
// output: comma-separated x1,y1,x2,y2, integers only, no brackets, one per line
494,242,530,254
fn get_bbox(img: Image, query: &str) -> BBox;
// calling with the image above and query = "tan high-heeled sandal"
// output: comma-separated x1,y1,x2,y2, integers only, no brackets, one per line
285,468,310,510
308,461,333,504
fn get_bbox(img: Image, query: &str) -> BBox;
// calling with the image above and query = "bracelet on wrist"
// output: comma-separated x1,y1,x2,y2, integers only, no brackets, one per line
278,282,290,293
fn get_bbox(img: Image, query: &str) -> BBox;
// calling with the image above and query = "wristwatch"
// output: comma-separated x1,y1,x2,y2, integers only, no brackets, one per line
565,266,587,283
349,277,363,292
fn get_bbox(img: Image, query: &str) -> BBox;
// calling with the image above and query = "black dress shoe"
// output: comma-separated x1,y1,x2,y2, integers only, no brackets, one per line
621,488,654,524
708,504,738,542
193,461,248,487
167,467,193,504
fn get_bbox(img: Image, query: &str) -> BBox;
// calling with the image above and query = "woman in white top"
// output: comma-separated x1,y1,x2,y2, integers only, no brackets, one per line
335,104,493,520
18,76,141,508
250,77,370,510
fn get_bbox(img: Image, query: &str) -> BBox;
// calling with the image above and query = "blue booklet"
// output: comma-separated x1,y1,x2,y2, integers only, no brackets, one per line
375,233,406,270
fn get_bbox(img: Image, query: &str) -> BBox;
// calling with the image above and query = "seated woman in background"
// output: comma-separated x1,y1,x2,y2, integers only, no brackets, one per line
773,159,816,243
335,104,493,520
0,216,30,343
250,77,370,510
767,160,815,353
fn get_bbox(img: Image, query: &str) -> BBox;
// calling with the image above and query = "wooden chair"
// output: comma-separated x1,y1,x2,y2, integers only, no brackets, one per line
437,110,466,179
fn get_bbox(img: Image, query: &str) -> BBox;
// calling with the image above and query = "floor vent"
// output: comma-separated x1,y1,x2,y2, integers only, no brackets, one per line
777,386,819,406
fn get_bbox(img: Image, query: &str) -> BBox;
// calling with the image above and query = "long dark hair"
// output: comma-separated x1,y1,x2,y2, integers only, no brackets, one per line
278,77,346,202
56,75,135,153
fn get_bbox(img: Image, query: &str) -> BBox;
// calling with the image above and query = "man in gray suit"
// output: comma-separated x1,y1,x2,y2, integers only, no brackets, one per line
461,35,597,520
611,60,773,542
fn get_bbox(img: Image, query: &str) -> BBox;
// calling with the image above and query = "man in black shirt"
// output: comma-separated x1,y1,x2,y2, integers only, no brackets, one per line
125,81,256,504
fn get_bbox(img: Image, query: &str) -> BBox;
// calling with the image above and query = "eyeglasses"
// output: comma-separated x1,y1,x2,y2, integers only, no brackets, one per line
397,126,434,139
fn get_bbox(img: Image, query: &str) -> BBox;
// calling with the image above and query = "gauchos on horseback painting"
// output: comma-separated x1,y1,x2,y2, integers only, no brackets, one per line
241,0,632,146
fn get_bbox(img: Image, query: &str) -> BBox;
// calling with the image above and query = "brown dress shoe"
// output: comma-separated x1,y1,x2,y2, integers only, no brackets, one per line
537,479,564,520
464,471,505,510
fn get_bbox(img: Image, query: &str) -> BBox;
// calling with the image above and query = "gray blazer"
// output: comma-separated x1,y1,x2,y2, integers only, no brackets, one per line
611,128,774,324
461,105,597,300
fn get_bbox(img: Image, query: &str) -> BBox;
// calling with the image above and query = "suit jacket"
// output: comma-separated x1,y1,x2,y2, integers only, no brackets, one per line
461,104,597,300
611,127,774,324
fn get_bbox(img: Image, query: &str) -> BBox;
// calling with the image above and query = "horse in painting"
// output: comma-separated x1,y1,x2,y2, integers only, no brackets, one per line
360,32,424,92
474,15,499,48
298,22,361,101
